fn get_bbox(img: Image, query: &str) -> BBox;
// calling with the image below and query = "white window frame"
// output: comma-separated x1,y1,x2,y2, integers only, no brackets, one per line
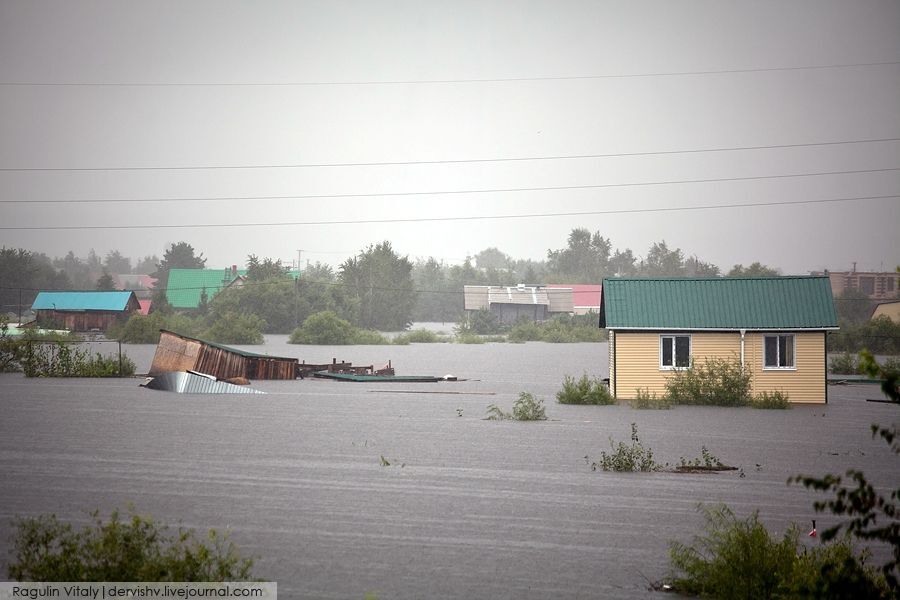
659,334,692,370
763,333,796,370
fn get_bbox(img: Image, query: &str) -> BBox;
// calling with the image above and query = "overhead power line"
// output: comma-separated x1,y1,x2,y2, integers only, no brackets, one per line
1,195,896,231
1,137,898,173
4,167,897,204
1,59,898,87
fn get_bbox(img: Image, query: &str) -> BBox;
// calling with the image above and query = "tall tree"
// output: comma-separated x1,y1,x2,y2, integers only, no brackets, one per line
727,262,781,277
642,241,685,276
609,248,638,277
134,255,160,275
103,250,132,274
684,256,721,277
546,228,612,282
246,255,289,281
95,271,116,290
340,242,416,330
474,247,512,271
0,248,70,319
152,242,206,288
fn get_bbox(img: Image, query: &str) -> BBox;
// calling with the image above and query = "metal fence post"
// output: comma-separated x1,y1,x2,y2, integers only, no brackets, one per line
118,340,123,377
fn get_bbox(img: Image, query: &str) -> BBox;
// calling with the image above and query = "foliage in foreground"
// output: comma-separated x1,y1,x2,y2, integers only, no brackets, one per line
485,392,547,421
22,342,136,377
8,507,254,582
668,504,890,599
556,373,615,405
750,390,791,409
592,423,662,472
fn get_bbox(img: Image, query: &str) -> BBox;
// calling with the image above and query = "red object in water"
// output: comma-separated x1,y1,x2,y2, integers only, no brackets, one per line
809,519,817,538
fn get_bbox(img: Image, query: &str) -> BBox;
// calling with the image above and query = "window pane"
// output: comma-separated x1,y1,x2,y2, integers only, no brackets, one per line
782,335,794,367
765,336,778,367
661,337,673,366
675,336,690,367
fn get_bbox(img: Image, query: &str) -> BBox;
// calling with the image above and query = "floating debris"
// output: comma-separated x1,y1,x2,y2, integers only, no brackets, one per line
141,371,266,394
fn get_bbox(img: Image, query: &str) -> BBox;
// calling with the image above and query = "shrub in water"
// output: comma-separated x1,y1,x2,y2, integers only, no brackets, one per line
486,392,547,421
631,387,672,410
23,343,136,377
351,329,390,345
829,352,862,375
556,373,615,405
202,312,265,345
750,390,791,409
8,507,254,582
289,311,356,344
593,423,661,472
392,329,449,344
664,357,751,406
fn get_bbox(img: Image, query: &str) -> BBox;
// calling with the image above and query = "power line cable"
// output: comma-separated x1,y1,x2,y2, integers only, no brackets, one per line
0,195,896,231
3,167,897,204
2,59,898,87
1,138,898,173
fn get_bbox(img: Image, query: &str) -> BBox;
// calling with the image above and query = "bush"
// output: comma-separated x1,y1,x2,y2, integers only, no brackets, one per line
485,392,547,421
829,351,863,375
455,333,488,344
8,507,254,582
665,357,752,406
202,312,265,345
556,373,615,405
667,504,889,598
109,312,203,344
351,328,390,345
631,387,672,409
22,342,136,377
751,390,791,409
592,423,661,472
829,316,900,354
392,329,449,344
456,308,503,335
290,311,356,344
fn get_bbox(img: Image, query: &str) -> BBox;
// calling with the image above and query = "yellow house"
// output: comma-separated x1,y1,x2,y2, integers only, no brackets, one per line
599,277,839,404
872,300,900,322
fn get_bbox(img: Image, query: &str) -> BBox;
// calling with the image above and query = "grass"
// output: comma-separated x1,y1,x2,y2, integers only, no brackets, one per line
556,373,615,405
750,390,791,409
486,392,547,421
630,387,672,409
592,423,662,472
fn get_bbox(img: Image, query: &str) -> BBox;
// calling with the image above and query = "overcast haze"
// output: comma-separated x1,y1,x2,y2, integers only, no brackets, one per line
1,1,898,274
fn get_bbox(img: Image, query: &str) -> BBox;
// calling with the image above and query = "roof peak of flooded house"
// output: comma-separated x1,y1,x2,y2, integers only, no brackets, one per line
604,275,827,281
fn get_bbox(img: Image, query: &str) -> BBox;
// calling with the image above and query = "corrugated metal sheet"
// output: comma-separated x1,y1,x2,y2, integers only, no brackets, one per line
488,286,550,306
463,286,490,310
600,277,838,330
165,269,247,309
31,291,137,312
546,288,574,312
547,284,601,310
142,371,266,394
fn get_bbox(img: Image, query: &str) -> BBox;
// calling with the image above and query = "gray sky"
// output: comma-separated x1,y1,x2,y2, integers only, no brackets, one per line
1,0,898,275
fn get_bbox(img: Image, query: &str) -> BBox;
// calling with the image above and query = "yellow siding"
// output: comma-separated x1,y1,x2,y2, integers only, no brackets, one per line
745,332,826,403
873,302,900,322
611,331,826,403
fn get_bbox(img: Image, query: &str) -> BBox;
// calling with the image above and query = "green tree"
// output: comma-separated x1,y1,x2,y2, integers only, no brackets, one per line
642,240,685,276
685,256,720,277
202,312,264,344
609,248,638,277
412,258,458,322
246,255,290,282
0,248,71,318
474,247,512,271
134,255,159,275
95,270,116,290
53,251,93,289
151,242,207,308
103,250,132,274
835,288,876,325
727,262,781,277
546,228,612,282
340,242,416,330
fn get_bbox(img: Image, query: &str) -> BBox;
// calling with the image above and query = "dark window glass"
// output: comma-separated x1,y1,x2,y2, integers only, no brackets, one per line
860,277,875,295
662,337,673,366
675,336,691,367
765,336,778,367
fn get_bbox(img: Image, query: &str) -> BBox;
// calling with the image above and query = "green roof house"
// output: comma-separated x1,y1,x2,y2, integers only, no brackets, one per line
599,276,838,403
165,268,248,309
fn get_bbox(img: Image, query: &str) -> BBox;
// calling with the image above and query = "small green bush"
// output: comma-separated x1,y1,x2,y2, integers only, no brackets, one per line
751,390,791,409
593,423,661,472
290,311,356,344
631,387,672,409
486,392,547,421
665,357,752,406
667,504,889,598
351,329,390,345
556,373,615,405
109,312,203,344
678,446,727,470
8,507,254,582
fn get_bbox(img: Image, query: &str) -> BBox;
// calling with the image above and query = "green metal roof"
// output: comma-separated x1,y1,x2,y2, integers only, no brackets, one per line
32,291,137,312
160,330,295,360
600,276,838,330
165,268,301,308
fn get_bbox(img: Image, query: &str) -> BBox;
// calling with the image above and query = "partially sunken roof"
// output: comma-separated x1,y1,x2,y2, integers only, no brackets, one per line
600,276,838,330
31,291,137,312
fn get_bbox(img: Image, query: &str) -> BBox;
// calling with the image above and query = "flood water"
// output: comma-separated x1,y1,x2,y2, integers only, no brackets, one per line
1,338,898,599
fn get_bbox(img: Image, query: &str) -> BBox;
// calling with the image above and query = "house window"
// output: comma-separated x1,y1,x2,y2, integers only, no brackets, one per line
660,335,691,369
764,334,795,369
859,277,875,296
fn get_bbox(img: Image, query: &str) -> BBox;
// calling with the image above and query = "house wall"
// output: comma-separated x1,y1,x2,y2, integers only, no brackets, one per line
610,331,825,403
36,309,129,332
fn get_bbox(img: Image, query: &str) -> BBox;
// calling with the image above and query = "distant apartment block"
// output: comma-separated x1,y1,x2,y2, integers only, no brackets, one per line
811,268,899,300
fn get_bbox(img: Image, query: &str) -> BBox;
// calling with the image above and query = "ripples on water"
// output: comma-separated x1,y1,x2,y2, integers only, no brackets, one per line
0,337,896,599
